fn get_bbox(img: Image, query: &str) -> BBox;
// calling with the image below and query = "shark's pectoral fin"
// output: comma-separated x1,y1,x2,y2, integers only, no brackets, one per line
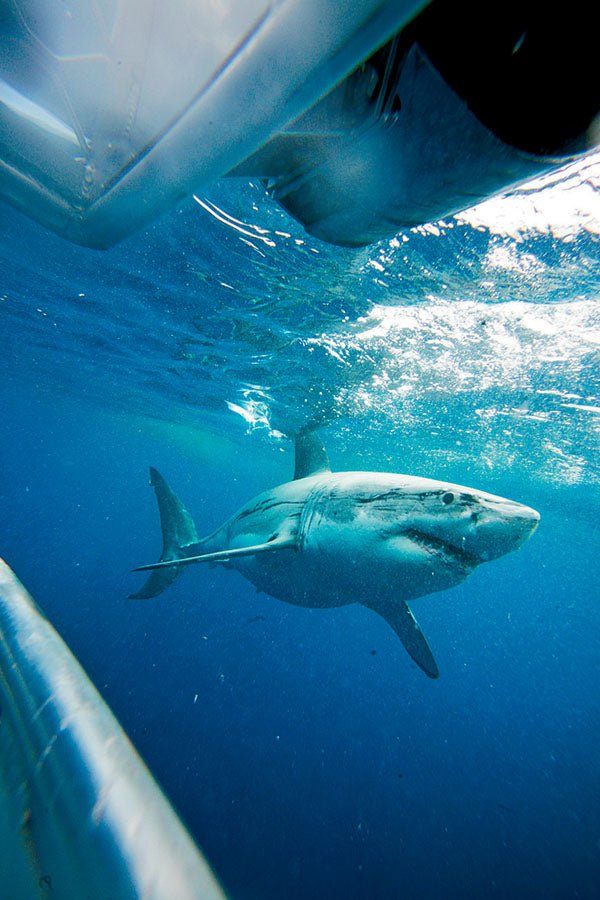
365,600,439,679
132,536,296,575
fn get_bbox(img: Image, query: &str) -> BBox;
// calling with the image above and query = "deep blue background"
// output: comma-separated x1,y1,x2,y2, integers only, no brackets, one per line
1,383,598,899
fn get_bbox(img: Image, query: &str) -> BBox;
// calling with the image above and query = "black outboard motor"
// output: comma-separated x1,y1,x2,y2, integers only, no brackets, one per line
238,0,600,245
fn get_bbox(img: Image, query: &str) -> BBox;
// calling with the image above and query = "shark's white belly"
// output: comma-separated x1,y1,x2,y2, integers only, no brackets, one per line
232,550,351,608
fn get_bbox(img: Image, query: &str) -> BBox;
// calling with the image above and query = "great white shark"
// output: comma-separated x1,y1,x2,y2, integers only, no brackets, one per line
132,433,539,678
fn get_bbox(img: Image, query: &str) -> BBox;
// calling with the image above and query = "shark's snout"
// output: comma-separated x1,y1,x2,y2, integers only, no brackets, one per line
465,500,540,562
518,505,541,540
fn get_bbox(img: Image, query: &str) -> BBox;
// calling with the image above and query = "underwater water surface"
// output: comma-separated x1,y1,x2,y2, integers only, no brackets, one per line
1,154,599,898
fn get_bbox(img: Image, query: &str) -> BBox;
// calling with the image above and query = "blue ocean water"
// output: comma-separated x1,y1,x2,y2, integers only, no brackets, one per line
1,156,599,898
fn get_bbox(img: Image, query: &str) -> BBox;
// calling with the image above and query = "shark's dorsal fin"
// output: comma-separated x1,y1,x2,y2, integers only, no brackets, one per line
293,432,331,480
364,599,439,679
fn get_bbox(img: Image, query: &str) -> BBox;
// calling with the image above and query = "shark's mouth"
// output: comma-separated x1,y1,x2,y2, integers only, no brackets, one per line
405,529,480,572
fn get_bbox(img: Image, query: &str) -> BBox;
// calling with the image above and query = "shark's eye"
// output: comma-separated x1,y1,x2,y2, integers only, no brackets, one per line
441,492,455,505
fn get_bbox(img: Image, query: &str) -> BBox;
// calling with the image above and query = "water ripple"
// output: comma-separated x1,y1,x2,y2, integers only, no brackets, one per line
1,156,599,485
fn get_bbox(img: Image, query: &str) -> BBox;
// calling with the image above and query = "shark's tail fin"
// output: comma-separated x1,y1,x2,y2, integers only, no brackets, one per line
129,467,199,600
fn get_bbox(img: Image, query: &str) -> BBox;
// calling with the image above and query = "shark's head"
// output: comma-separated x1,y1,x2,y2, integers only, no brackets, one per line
320,474,540,603
391,481,540,578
